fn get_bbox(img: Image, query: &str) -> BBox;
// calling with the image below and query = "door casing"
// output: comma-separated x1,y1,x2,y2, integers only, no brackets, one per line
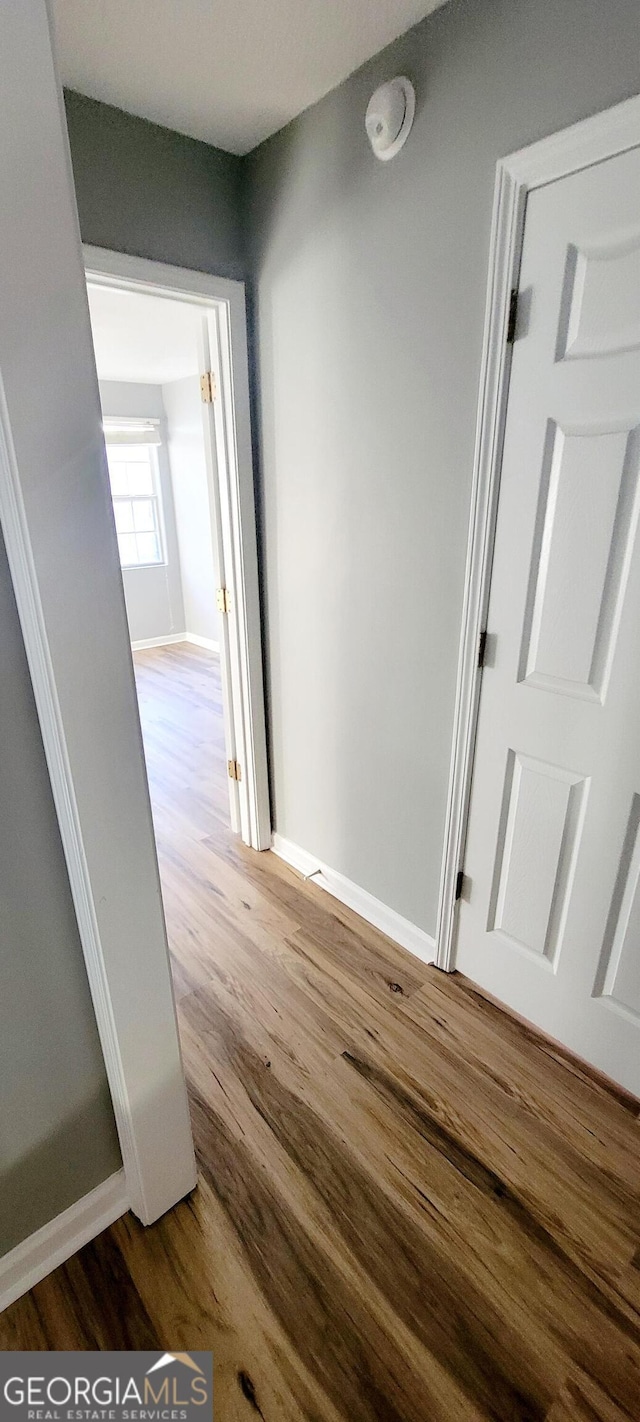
436,91,640,972
0,0,197,1236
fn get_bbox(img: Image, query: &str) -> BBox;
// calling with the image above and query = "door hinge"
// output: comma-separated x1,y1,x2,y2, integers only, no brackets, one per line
478,628,488,669
216,586,231,614
200,371,217,403
506,288,519,344
455,869,470,902
228,759,242,782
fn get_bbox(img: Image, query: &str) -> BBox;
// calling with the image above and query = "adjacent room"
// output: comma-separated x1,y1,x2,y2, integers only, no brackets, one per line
1,1,640,1418
87,281,232,860
88,283,221,659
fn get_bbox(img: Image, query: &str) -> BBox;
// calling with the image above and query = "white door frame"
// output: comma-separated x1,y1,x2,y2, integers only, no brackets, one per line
0,0,196,1239
436,92,640,972
83,246,271,852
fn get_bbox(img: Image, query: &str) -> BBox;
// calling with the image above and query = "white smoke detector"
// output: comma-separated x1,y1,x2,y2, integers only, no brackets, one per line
365,77,415,161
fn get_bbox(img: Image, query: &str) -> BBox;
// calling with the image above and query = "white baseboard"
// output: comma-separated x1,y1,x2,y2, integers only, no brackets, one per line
185,633,220,653
131,633,220,654
271,834,435,965
131,633,186,651
0,1169,128,1314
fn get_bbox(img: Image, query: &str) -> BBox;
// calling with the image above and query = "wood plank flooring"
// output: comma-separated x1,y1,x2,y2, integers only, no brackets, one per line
2,642,640,1421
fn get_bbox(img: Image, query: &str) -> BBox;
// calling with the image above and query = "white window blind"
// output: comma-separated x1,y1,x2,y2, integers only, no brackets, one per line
104,424,165,569
103,417,161,446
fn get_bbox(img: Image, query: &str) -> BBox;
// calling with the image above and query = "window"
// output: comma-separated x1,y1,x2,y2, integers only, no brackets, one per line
106,441,165,569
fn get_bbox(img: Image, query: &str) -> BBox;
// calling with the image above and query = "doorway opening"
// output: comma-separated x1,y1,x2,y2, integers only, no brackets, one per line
84,250,270,995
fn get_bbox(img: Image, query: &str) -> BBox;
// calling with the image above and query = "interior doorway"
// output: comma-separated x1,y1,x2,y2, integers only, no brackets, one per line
86,280,233,854
84,248,270,853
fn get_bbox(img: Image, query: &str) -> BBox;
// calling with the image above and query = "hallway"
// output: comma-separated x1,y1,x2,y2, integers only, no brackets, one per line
2,645,640,1421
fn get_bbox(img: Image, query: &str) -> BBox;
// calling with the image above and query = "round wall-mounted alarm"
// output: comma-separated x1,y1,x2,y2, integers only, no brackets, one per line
365,77,416,161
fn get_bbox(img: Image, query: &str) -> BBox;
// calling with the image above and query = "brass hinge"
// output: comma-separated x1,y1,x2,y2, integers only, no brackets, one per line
506,288,519,344
200,371,217,403
216,586,231,614
478,628,488,669
228,759,242,782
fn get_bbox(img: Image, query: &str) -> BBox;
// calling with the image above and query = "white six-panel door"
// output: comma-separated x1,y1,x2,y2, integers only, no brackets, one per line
456,142,640,1096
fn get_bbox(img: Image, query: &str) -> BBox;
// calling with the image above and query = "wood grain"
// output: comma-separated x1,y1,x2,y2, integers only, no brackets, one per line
2,643,639,1422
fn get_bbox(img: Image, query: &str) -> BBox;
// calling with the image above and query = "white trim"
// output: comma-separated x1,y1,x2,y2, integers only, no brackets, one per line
436,92,640,972
0,7,196,1239
83,246,243,308
502,92,640,189
196,315,241,837
434,155,524,970
185,632,220,653
202,301,271,848
0,373,153,1223
129,633,220,653
84,246,271,852
0,1170,128,1315
131,633,187,651
272,833,435,965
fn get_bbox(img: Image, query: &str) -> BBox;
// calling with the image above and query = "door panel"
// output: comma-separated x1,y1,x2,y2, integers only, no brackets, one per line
456,143,640,1096
489,751,587,965
519,421,640,702
559,234,640,359
598,794,640,1016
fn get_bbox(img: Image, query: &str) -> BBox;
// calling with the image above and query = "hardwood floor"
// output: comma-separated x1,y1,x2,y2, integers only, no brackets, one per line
2,642,640,1421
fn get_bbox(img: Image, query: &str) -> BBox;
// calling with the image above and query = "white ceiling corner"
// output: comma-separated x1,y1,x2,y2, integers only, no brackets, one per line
87,285,203,385
52,0,447,156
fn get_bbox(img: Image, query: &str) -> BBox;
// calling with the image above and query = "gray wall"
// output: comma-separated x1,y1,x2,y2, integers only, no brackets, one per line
245,0,640,934
64,90,246,281
99,381,186,644
62,0,640,937
0,529,121,1256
